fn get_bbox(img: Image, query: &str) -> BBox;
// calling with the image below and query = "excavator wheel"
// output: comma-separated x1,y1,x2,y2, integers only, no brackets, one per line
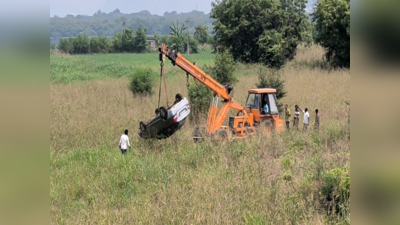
257,120,274,137
159,106,168,120
215,129,228,144
193,126,206,142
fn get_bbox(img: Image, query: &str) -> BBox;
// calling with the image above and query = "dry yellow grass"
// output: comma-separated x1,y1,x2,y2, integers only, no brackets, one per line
50,45,350,224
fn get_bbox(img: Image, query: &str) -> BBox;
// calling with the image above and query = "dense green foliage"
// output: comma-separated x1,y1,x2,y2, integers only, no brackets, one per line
187,82,211,123
322,167,350,215
169,22,186,53
256,69,287,111
204,49,237,85
188,49,237,122
50,10,213,37
89,36,113,53
134,25,148,53
58,34,112,54
130,68,156,96
185,36,199,54
211,0,309,68
194,25,209,45
312,0,350,68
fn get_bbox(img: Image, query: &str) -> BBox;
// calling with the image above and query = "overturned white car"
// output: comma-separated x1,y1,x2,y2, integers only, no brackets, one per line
138,93,191,139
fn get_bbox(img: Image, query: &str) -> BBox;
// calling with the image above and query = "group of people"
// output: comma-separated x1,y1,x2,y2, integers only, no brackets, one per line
284,104,319,131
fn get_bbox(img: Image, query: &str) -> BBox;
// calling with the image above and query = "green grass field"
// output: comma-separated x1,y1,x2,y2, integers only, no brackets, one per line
50,45,350,224
50,52,215,83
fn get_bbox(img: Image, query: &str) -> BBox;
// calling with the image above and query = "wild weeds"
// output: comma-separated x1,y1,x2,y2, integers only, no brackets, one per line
50,45,350,224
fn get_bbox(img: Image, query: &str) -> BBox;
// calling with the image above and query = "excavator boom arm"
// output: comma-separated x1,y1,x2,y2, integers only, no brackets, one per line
159,43,231,100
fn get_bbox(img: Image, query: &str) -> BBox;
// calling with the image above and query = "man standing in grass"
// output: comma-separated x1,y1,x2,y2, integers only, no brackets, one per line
285,104,291,130
119,129,131,155
298,107,310,131
293,105,300,130
314,109,320,130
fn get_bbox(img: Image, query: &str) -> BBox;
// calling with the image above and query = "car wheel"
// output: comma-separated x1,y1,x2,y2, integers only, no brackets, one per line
159,106,168,120
139,121,146,132
155,108,159,114
175,93,183,102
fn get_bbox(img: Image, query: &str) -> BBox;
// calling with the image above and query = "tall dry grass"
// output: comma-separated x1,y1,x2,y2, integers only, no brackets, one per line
50,45,350,224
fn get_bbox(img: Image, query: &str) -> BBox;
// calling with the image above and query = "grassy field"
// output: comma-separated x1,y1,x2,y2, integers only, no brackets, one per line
50,49,215,83
50,45,350,224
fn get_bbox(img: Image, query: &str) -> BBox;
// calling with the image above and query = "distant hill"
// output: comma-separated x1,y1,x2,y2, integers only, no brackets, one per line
50,9,214,38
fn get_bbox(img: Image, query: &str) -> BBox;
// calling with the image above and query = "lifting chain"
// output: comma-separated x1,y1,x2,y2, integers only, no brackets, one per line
157,54,169,111
157,61,164,111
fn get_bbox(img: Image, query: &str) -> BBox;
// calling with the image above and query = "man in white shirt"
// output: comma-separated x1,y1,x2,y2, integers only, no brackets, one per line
299,107,310,131
119,129,131,154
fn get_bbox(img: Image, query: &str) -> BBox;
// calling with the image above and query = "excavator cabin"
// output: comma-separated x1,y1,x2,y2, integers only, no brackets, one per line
228,88,284,138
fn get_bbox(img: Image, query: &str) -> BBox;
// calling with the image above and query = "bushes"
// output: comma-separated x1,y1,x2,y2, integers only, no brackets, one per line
321,167,350,216
129,68,156,96
187,81,211,123
185,36,199,54
59,35,112,54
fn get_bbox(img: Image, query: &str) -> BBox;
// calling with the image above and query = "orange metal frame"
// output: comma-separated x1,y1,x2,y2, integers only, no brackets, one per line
159,44,255,138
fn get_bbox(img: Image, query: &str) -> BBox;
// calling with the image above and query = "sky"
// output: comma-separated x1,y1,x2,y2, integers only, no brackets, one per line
50,0,315,17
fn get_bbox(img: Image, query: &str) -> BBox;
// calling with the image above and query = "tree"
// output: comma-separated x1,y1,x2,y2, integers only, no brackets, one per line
112,32,122,52
312,0,350,68
169,22,186,52
58,37,71,53
134,25,148,53
204,49,237,85
187,49,237,122
98,36,112,53
194,25,209,45
211,0,308,68
71,34,90,54
90,36,101,53
121,27,135,52
256,69,286,112
185,36,199,54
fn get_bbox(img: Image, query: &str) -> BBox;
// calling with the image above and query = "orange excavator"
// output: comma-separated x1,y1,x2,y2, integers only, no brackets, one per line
159,43,284,142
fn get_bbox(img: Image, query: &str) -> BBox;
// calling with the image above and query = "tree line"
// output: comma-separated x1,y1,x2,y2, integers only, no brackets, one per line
56,24,211,54
51,10,213,38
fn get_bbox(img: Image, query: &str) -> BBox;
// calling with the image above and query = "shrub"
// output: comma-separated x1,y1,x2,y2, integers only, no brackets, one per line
256,69,287,112
129,68,155,96
187,81,211,123
184,36,199,54
321,167,350,216
204,49,237,85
